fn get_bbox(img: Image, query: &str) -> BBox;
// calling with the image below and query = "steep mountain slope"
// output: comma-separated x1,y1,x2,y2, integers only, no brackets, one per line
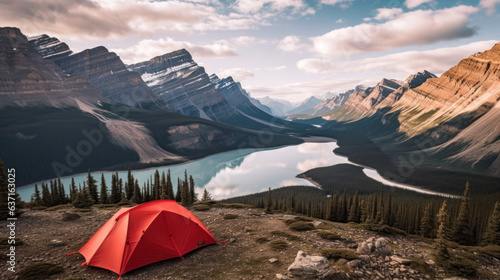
29,34,168,111
127,50,274,129
303,90,354,116
0,28,102,107
209,74,272,116
287,96,323,115
0,28,303,186
258,96,295,116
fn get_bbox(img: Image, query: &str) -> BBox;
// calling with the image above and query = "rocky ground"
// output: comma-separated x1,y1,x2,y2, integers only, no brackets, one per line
1,204,499,280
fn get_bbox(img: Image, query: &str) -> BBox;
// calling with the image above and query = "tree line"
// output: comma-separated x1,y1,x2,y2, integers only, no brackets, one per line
29,168,207,209
226,184,500,246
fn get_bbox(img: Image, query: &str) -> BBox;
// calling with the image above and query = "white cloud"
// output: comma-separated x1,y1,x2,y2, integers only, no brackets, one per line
233,36,256,45
312,5,479,58
297,58,334,73
277,35,307,52
114,38,236,64
234,0,309,14
255,65,287,71
321,0,355,8
0,0,267,40
338,40,498,76
217,68,255,81
480,0,500,14
405,0,435,9
373,8,403,20
336,18,345,23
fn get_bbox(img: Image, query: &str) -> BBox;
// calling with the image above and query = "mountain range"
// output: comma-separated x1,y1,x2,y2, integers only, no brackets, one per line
0,27,304,185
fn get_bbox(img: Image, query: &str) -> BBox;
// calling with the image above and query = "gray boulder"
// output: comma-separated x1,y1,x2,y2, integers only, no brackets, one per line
287,251,337,279
62,212,81,221
356,237,393,257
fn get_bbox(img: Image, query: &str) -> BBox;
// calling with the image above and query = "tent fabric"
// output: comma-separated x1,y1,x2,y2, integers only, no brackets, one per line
77,200,217,276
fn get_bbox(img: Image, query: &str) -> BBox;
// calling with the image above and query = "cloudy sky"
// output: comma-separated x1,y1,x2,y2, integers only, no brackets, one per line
1,0,499,101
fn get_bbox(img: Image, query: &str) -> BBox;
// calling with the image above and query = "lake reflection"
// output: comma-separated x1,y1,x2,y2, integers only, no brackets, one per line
18,142,345,201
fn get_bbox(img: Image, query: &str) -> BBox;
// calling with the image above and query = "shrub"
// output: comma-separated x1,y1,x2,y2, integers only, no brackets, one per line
95,204,118,209
270,240,288,251
289,221,314,231
223,214,238,220
475,245,500,259
255,237,269,243
192,204,210,211
317,231,341,241
434,254,478,277
19,262,63,280
362,224,407,236
320,248,358,260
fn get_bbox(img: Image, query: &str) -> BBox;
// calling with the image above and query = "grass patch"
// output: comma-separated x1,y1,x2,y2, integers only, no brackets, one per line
255,237,270,244
362,224,407,236
247,256,269,266
19,262,63,280
289,221,314,231
223,214,238,220
433,254,478,277
320,248,358,260
408,257,435,279
192,204,211,211
270,240,288,251
315,224,333,230
271,231,302,241
31,206,47,210
71,208,92,213
218,203,254,209
474,245,500,259
44,204,72,211
317,231,341,241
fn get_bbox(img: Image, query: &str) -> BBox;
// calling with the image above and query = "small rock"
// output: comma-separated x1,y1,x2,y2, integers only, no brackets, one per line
283,215,297,220
269,258,279,264
425,259,435,265
358,255,370,263
62,212,81,221
48,239,66,247
276,273,290,280
347,260,361,268
229,238,237,243
312,221,324,227
356,237,393,257
391,255,412,265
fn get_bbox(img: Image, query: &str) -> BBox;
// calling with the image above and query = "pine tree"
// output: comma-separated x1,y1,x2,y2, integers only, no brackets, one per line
50,180,58,206
266,188,272,213
130,179,143,204
160,171,168,199
153,170,160,200
100,173,108,204
327,192,337,221
32,184,42,206
436,200,449,258
70,178,77,202
189,175,196,204
420,203,435,238
87,170,98,203
484,201,500,245
72,184,95,209
453,183,474,245
57,176,66,204
377,187,386,225
175,178,182,202
41,182,52,207
386,192,393,226
110,173,119,204
348,191,360,223
181,171,189,206
166,169,174,199
127,168,134,200
369,194,378,224
201,188,212,202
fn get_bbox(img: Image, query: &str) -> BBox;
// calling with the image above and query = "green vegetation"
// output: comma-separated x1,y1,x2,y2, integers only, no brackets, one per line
320,248,357,260
269,240,288,251
255,237,269,244
192,204,210,211
270,231,302,241
19,262,63,280
288,221,314,231
317,231,341,241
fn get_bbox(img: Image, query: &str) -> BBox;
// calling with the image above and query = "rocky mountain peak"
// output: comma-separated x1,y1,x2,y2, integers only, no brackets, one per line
405,70,437,88
29,34,72,59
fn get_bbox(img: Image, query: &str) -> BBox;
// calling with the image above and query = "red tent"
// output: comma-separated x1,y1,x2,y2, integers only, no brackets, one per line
74,200,217,278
